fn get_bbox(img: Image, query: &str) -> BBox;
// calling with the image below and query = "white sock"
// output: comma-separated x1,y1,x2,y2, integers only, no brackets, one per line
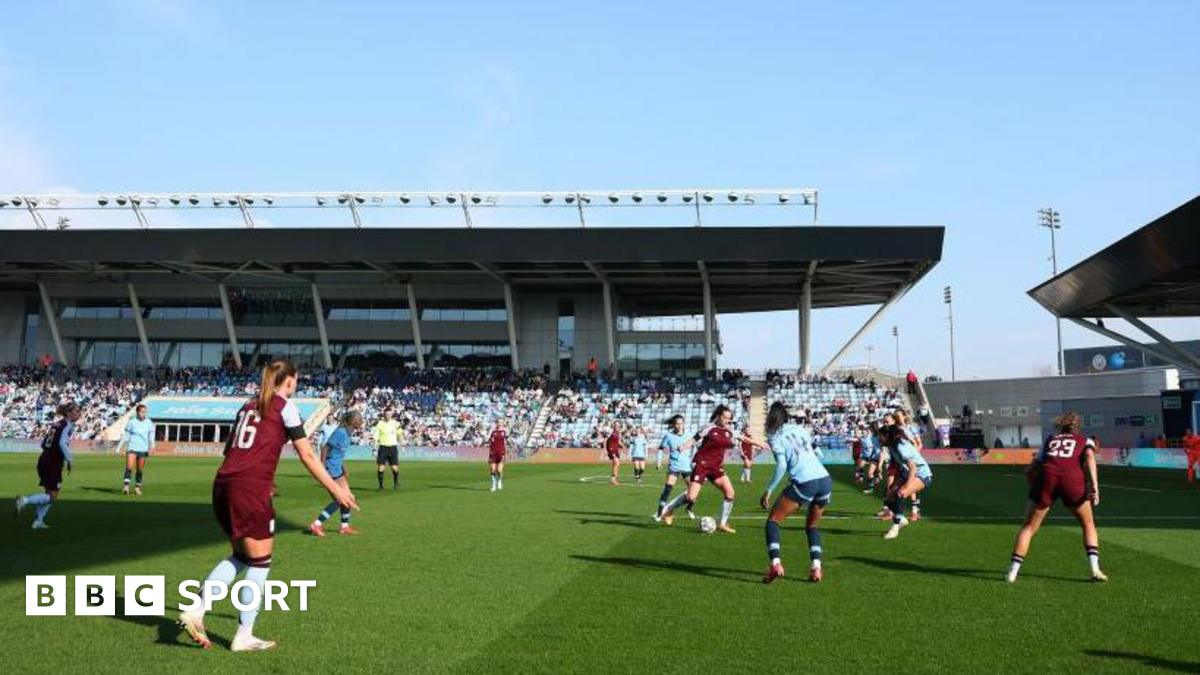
811,558,822,570
720,499,734,526
34,502,52,523
1088,553,1100,574
1009,561,1022,576
239,565,270,630
770,556,781,566
26,493,51,506
201,556,245,615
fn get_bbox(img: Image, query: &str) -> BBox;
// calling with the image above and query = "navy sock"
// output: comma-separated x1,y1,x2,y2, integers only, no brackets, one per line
806,527,823,561
340,507,351,526
123,468,131,483
377,472,384,488
766,520,781,562
135,470,143,485
392,469,400,487
658,484,672,503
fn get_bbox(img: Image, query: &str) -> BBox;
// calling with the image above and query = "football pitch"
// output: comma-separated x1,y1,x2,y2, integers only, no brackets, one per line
2,455,1197,674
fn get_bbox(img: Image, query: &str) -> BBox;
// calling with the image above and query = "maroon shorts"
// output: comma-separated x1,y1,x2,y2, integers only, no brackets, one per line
607,450,620,460
212,479,275,541
690,460,726,485
887,462,899,479
1030,470,1087,509
740,449,754,461
37,453,63,491
489,452,505,464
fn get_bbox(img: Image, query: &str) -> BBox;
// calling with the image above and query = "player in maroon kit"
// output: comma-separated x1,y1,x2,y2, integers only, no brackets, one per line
659,405,766,533
738,425,756,483
605,424,626,486
488,420,509,491
179,360,357,652
15,402,81,530
1006,412,1106,583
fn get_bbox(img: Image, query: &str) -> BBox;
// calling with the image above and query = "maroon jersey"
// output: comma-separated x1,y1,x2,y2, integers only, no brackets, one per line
217,395,306,489
1038,433,1091,476
489,429,508,456
693,425,734,467
606,431,622,453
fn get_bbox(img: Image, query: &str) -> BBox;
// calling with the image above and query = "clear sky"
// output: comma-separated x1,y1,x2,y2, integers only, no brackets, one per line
1,1,1197,378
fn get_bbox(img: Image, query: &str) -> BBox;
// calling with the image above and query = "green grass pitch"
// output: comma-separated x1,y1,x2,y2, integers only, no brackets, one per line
1,455,1197,673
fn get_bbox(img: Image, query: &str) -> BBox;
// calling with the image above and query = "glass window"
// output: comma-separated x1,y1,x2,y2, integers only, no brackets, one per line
179,342,203,367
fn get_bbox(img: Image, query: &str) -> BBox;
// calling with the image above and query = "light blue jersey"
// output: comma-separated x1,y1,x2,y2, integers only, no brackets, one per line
629,436,647,460
890,436,933,480
318,421,339,448
124,417,154,455
660,431,692,474
860,434,881,461
765,423,829,493
323,427,351,479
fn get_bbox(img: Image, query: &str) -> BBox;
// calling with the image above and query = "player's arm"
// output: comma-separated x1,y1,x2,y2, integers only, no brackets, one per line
738,432,769,450
60,424,74,471
283,404,356,509
761,446,788,509
115,425,129,455
1084,442,1100,506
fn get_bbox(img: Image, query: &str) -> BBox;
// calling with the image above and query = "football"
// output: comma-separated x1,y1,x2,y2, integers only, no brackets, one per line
699,516,717,534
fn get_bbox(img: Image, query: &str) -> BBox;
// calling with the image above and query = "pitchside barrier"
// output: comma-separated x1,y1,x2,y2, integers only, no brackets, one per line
0,439,1187,469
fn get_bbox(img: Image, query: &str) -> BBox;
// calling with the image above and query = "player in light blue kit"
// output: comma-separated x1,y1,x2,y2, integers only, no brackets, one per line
308,410,364,537
882,411,933,540
628,427,649,484
898,409,926,520
119,404,155,495
653,415,696,521
761,402,832,584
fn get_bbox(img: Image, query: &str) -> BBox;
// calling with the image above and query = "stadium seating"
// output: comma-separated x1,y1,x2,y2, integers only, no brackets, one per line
534,376,751,448
766,371,905,446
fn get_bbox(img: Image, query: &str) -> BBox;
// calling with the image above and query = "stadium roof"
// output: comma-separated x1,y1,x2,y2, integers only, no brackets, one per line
1028,194,1200,318
0,225,942,315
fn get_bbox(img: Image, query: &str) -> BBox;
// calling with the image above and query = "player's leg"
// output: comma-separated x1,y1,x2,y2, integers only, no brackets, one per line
654,473,677,520
123,452,135,494
488,461,497,491
335,475,356,534
1007,501,1050,582
29,488,58,528
230,536,277,650
714,474,737,533
390,452,400,489
609,456,620,485
805,502,828,582
1072,500,1106,581
763,494,800,583
661,477,702,525
376,449,385,489
135,454,146,495
882,480,909,539
496,460,504,490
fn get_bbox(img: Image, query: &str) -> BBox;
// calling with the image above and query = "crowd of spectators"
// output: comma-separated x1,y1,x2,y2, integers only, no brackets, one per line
0,365,150,441
766,371,906,446
536,375,751,448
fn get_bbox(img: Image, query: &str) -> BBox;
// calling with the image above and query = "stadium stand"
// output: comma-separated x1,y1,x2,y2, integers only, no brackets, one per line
532,374,752,448
765,370,906,447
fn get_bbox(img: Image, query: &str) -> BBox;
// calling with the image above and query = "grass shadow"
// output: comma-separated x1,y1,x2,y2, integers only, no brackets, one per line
1083,649,1200,673
570,554,766,585
840,555,1092,584
3,498,299,582
109,594,233,650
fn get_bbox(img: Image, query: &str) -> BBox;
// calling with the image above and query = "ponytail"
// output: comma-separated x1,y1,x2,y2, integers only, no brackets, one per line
257,359,298,414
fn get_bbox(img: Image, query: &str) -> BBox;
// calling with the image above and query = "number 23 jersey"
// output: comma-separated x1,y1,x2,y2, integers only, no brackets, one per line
218,394,307,488
1037,433,1092,476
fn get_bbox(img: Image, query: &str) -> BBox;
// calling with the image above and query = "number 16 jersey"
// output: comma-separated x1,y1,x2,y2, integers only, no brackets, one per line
218,394,307,489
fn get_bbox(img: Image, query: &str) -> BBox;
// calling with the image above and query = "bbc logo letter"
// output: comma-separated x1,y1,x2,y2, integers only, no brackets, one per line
26,575,166,617
26,575,66,616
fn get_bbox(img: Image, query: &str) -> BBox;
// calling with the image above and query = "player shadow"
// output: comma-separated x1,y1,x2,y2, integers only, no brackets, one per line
108,595,234,650
556,509,640,518
573,517,658,530
3,498,300,582
839,555,1092,584
78,485,127,495
426,484,487,492
570,554,765,585
1083,649,1200,673
816,526,890,538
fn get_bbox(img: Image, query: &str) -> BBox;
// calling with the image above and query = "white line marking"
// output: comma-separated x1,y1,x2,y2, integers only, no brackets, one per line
1098,483,1161,493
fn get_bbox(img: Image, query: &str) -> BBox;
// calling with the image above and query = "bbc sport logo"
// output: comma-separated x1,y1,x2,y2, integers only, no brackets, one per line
26,575,316,616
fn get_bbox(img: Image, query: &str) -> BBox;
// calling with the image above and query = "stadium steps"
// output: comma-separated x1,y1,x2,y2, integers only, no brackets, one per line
525,394,556,451
748,379,767,438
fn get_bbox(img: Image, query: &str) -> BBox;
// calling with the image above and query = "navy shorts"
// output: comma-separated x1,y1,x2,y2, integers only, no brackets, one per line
377,446,399,465
782,475,833,507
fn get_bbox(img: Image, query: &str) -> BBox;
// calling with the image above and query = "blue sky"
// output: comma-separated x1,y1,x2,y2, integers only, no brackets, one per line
1,1,1197,378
